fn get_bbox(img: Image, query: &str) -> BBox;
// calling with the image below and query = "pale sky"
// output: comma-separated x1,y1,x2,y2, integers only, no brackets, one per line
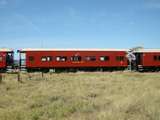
0,0,160,50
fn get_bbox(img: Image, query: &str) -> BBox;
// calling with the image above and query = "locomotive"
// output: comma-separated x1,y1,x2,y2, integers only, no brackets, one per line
0,48,160,72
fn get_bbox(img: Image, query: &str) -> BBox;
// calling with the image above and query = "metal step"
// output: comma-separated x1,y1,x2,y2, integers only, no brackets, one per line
138,65,143,71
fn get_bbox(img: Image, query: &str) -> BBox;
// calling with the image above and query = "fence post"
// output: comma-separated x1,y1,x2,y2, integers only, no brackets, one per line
42,72,44,78
17,72,22,83
28,73,32,80
0,74,2,83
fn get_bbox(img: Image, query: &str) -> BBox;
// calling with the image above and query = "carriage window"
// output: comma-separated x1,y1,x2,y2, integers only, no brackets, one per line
41,57,47,62
0,56,2,62
116,56,124,61
29,56,34,61
85,56,96,61
56,56,67,62
41,56,52,62
71,56,81,61
100,56,109,61
154,56,158,61
47,56,52,61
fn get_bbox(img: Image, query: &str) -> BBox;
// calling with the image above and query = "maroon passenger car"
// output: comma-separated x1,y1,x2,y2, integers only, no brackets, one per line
18,49,128,72
0,49,14,72
134,49,160,71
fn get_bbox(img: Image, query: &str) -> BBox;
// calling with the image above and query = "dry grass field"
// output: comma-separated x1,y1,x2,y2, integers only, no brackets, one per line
0,72,160,120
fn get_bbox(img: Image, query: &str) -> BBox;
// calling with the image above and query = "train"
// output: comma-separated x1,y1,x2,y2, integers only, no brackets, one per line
0,48,160,72
0,49,14,72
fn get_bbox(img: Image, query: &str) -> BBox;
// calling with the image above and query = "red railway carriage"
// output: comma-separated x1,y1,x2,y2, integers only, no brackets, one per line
134,49,160,71
18,49,128,72
0,49,14,72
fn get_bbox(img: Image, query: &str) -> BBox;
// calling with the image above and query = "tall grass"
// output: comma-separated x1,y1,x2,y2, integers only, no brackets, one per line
0,72,160,120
